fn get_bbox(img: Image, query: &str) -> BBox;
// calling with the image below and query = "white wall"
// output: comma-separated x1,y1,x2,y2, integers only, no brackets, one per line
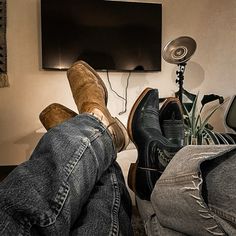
0,0,235,165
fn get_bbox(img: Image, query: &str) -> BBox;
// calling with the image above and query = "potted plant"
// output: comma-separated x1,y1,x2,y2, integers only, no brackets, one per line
182,90,228,145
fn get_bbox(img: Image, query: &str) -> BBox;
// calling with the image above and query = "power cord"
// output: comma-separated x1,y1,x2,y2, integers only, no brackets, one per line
106,71,131,115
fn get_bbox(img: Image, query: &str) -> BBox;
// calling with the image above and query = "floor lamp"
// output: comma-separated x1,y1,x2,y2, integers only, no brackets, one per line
162,36,197,104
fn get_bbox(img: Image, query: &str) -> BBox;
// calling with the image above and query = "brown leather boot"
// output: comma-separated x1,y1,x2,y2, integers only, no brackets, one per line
67,60,129,152
67,60,108,111
39,103,77,130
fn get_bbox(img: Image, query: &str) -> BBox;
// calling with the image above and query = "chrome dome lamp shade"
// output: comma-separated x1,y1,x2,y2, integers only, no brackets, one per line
162,36,197,104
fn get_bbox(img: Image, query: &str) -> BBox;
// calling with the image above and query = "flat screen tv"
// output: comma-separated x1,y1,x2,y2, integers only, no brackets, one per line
41,0,162,72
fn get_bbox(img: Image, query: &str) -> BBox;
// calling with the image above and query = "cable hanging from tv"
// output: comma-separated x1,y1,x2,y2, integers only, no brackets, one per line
106,71,131,115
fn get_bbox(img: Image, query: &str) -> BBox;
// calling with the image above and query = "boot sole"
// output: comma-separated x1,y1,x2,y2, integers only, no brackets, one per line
127,88,153,196
127,87,152,142
68,60,108,105
127,91,181,198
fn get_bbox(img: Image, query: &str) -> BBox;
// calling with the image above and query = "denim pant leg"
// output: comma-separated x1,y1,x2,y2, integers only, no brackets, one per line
136,196,186,236
201,148,236,235
71,161,133,236
150,145,236,236
136,145,236,236
0,114,126,235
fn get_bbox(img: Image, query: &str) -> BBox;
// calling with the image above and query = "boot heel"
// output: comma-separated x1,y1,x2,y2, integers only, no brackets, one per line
128,162,137,193
114,117,130,151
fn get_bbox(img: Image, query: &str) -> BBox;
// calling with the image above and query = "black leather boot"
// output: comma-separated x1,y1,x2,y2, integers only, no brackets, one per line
159,97,185,147
127,88,180,200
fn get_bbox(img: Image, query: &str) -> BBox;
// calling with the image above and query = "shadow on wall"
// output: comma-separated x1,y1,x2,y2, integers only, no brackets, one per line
15,131,44,161
171,61,205,91
0,130,43,165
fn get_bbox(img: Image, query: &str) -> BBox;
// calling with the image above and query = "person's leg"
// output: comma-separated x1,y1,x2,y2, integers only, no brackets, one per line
71,161,133,236
0,114,117,235
0,60,130,235
201,148,236,235
136,196,185,236
151,145,236,235
39,103,133,235
126,88,184,235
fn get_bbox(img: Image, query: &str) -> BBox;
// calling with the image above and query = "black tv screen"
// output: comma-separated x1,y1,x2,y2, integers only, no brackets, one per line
41,0,162,72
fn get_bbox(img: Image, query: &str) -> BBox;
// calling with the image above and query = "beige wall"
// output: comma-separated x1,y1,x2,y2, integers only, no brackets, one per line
0,0,235,165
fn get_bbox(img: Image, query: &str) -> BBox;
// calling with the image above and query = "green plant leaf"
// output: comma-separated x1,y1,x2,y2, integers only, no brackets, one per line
182,90,229,144
181,89,197,112
203,128,220,144
194,112,201,135
182,103,191,127
190,93,199,135
201,94,224,107
198,100,228,134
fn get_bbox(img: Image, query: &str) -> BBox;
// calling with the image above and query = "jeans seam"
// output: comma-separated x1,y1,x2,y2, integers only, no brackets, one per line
0,212,29,236
157,173,196,185
109,166,121,236
37,126,110,227
209,205,236,225
64,138,89,178
35,138,90,227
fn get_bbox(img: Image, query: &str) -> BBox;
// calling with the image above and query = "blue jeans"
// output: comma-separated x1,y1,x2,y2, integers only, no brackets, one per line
137,145,236,236
0,114,133,235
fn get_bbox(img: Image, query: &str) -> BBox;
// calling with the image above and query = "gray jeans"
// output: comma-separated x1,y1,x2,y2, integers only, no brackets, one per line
137,145,236,235
0,114,132,235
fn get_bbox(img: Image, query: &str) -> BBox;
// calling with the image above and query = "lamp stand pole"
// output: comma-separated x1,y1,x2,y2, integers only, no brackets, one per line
176,62,186,104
